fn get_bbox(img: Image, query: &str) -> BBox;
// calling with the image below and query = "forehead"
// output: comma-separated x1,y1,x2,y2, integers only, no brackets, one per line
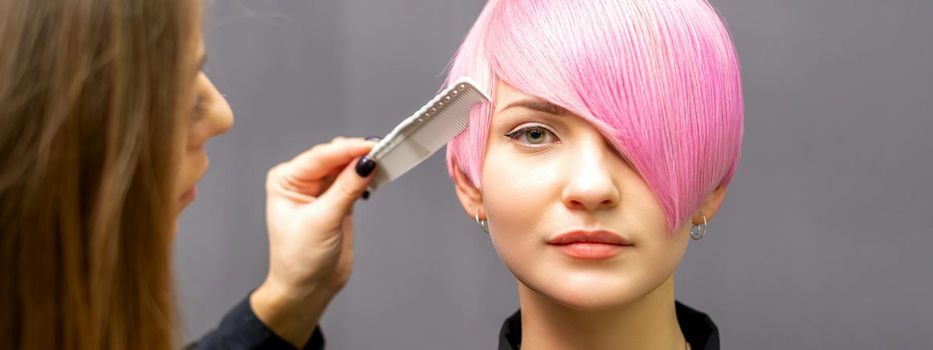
494,81,535,106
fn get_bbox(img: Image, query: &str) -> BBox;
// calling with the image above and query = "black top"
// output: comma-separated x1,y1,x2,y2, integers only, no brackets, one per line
498,301,720,350
190,297,718,350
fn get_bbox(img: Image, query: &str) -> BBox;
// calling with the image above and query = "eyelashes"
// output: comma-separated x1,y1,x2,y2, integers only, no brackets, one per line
505,123,560,148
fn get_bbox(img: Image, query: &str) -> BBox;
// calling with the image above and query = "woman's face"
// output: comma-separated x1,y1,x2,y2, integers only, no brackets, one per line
175,37,234,215
458,82,701,310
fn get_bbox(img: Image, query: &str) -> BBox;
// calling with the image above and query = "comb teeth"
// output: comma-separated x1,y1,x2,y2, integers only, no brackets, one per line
367,78,489,192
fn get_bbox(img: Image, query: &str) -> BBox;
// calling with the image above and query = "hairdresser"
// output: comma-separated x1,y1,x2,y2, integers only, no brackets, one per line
1,0,373,349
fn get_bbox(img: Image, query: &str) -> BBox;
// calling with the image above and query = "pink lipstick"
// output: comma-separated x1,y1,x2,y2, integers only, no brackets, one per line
180,186,197,205
548,230,632,259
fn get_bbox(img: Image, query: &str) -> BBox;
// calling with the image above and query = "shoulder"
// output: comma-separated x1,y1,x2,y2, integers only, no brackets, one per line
675,301,720,350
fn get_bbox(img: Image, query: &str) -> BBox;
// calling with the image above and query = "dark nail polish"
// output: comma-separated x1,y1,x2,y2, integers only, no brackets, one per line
361,190,370,200
355,156,376,177
365,136,381,141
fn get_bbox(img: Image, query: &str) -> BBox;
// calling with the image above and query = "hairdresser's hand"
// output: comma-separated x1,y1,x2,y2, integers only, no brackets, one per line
250,137,377,347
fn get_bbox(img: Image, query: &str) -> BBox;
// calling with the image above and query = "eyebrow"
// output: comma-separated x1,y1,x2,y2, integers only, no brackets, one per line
499,98,567,116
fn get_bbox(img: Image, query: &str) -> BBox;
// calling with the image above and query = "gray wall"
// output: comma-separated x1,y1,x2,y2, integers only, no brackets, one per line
174,0,933,348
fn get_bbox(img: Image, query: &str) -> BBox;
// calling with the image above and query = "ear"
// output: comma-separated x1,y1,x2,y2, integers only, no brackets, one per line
451,161,486,220
692,184,729,224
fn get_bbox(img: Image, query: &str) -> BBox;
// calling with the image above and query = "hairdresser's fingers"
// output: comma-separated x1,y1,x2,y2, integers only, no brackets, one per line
317,155,376,216
288,138,375,183
268,138,376,198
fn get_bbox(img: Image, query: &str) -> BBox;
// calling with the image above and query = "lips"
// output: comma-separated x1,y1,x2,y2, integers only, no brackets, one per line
179,161,209,205
180,185,198,205
547,230,633,259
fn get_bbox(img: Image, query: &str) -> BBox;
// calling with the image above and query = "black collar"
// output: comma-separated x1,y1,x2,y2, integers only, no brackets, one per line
498,301,720,350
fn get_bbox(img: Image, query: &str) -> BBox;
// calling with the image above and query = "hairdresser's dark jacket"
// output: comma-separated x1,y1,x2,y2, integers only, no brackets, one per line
187,297,323,350
189,297,718,350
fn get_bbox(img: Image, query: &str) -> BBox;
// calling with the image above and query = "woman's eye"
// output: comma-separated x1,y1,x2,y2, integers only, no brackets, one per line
192,94,207,119
505,125,558,146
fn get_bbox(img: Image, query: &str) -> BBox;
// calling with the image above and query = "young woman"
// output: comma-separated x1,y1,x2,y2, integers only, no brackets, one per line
1,0,376,349
439,0,743,349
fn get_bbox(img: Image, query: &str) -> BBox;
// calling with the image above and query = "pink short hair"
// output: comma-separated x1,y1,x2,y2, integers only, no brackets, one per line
444,0,744,232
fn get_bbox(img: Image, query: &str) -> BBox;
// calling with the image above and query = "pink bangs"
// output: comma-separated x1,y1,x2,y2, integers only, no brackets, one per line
445,0,744,232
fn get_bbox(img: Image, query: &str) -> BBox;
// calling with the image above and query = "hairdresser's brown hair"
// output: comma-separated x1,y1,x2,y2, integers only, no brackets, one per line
0,0,198,348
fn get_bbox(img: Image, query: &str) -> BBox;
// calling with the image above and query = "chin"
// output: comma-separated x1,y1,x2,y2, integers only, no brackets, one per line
516,267,652,311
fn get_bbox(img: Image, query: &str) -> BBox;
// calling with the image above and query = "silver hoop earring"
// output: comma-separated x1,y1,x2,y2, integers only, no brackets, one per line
475,210,489,233
690,215,708,240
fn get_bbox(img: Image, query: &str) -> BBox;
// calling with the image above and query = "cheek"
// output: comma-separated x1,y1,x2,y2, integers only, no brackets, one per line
627,186,690,279
186,120,208,150
174,140,207,193
479,149,562,269
634,223,691,286
484,172,555,230
480,149,563,238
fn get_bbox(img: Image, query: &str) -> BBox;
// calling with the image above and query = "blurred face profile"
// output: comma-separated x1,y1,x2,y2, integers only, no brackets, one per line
478,81,693,310
174,33,234,215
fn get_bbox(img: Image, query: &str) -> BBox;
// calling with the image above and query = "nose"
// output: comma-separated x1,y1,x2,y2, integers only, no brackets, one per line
203,76,234,138
560,138,621,212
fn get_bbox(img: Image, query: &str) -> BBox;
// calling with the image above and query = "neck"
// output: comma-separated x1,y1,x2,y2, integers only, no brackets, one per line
517,275,686,350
